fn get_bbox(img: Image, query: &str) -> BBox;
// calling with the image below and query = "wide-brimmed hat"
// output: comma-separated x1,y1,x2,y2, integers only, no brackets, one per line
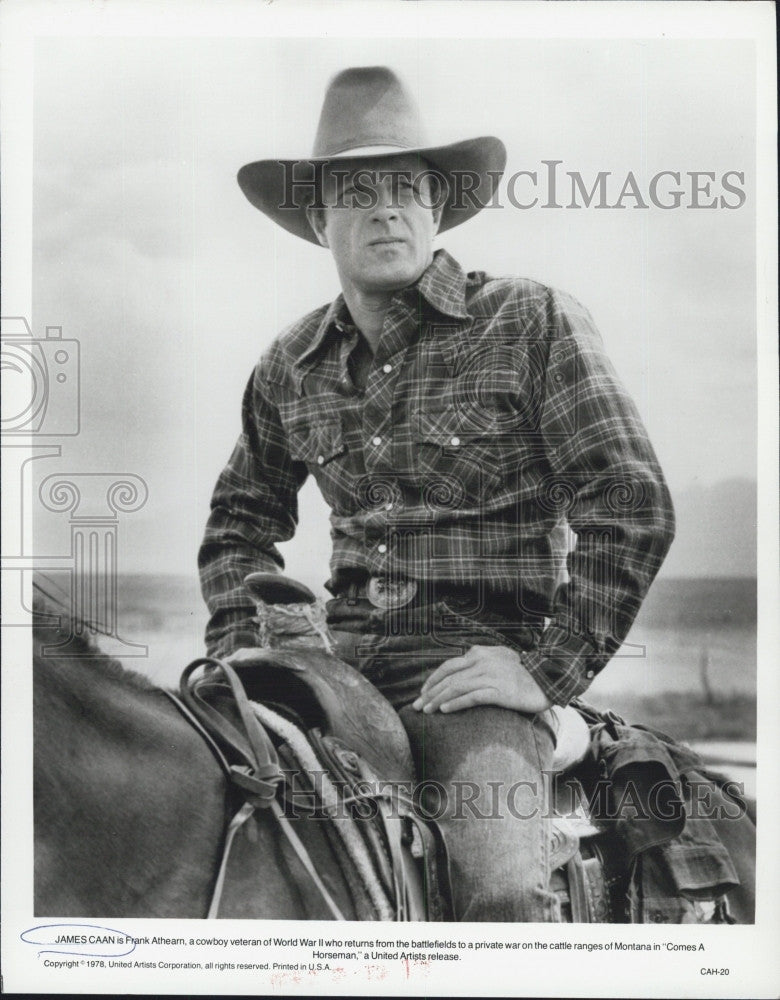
237,66,507,245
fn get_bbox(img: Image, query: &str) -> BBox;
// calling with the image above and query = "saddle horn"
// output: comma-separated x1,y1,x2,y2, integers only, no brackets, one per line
244,572,317,606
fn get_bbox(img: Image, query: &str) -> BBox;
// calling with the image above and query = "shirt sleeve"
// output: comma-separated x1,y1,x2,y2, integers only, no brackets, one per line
198,363,308,659
519,287,676,706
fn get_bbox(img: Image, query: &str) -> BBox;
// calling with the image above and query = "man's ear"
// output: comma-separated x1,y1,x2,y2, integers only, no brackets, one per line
430,174,449,235
431,201,444,235
306,205,329,248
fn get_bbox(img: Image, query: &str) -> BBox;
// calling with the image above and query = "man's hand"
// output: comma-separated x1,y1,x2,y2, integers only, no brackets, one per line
411,645,552,714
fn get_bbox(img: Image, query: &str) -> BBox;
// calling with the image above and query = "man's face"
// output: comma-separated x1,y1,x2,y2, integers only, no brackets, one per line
307,154,444,297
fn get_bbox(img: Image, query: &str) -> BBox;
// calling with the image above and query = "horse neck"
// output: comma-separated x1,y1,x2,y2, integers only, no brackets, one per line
39,653,157,731
36,654,183,767
34,655,227,917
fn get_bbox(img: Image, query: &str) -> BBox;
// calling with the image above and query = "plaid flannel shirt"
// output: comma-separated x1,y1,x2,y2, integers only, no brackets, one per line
199,249,675,705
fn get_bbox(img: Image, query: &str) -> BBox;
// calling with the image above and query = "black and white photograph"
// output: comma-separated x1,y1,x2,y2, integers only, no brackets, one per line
1,1,777,996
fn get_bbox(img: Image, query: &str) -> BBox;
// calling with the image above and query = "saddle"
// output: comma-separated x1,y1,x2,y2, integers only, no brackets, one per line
171,619,452,918
222,645,414,784
171,573,736,923
174,649,621,921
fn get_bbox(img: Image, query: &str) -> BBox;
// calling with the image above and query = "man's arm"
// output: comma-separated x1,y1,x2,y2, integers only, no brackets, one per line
519,286,676,706
415,284,674,717
198,364,307,659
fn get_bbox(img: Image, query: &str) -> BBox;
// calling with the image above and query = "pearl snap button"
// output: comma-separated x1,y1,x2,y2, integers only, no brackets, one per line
372,436,382,446
317,455,325,465
450,436,461,446
377,543,387,553
585,669,595,679
382,364,392,374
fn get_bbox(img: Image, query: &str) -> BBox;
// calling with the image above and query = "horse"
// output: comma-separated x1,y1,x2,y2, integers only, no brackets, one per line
33,603,361,919
32,592,756,922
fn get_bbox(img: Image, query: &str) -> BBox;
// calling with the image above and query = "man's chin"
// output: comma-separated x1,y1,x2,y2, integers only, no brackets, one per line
361,260,429,293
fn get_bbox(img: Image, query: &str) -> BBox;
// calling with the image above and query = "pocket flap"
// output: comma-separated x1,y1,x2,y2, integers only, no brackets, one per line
413,406,510,444
289,420,345,464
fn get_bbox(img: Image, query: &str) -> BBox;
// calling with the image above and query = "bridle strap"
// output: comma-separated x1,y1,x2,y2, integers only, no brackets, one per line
162,688,232,779
268,798,347,920
206,801,255,919
163,661,347,920
180,658,283,801
203,798,346,921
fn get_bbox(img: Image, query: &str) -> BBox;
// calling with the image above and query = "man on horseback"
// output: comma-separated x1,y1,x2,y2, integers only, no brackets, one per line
198,67,676,921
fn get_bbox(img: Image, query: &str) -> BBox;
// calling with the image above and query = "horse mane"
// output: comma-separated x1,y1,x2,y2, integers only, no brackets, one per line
32,584,160,692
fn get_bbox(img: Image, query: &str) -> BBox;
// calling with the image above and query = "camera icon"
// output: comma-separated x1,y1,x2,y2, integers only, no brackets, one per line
1,317,80,436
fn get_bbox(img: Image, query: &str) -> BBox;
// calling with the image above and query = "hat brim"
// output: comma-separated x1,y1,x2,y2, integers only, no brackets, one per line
237,136,507,244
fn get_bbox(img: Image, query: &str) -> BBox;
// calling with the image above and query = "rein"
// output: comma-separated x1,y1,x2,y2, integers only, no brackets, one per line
164,657,347,920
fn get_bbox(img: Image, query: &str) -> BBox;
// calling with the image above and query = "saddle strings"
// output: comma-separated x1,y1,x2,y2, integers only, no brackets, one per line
254,598,335,654
32,573,337,657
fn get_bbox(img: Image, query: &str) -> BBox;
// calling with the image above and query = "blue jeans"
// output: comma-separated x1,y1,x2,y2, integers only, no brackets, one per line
327,597,562,922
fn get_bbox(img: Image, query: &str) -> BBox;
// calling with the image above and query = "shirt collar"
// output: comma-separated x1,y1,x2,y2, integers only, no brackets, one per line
412,248,472,321
294,294,352,373
293,248,470,377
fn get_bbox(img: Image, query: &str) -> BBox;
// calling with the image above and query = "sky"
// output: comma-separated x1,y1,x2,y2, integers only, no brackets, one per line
1,13,777,991
27,31,757,583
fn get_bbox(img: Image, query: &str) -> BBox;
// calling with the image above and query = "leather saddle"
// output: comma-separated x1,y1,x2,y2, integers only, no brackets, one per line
177,651,449,920
174,574,452,919
180,572,618,922
228,652,619,921
227,645,414,786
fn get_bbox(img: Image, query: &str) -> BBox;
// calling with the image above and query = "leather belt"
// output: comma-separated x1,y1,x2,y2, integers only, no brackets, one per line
336,576,419,610
365,576,418,609
338,576,538,620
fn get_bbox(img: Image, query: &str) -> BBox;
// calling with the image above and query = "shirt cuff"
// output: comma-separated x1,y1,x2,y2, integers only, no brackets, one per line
519,625,605,706
206,618,262,661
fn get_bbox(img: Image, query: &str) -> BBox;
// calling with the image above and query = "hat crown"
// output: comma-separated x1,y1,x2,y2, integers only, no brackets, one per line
312,66,429,158
237,65,507,244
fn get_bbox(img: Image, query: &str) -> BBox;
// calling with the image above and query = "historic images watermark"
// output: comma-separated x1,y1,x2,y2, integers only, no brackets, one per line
0,316,148,655
276,771,748,823
1,318,80,437
279,162,747,213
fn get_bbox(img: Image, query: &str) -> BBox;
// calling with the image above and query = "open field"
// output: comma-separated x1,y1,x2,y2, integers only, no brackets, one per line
583,690,756,742
35,572,757,742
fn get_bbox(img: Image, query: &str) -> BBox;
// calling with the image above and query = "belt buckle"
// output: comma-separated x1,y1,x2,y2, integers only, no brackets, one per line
366,575,418,610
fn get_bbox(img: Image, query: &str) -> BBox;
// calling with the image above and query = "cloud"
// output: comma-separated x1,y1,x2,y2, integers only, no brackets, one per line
29,35,760,576
35,157,193,260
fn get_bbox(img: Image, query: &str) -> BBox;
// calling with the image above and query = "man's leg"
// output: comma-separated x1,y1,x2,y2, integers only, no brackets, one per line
399,703,561,922
329,599,562,922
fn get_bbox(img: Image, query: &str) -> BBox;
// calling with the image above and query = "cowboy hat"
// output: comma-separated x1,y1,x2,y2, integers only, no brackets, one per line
237,66,507,245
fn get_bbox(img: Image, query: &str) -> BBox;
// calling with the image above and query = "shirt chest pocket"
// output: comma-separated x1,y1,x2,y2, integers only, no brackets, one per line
412,406,521,498
288,419,346,469
435,339,546,433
